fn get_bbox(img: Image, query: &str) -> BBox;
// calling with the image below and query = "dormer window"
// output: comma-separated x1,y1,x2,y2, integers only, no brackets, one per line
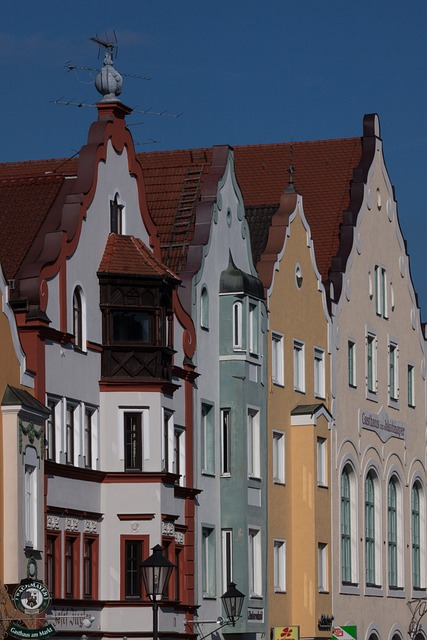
110,193,124,234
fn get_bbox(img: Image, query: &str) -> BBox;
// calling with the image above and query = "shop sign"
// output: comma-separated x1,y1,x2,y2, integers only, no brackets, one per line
359,407,405,442
13,580,51,615
7,623,56,639
272,626,300,640
333,626,357,640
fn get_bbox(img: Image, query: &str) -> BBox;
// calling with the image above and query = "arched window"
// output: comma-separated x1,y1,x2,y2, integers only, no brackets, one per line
388,477,398,587
110,193,124,234
365,472,375,585
73,287,83,349
412,482,421,589
341,467,352,583
201,287,209,329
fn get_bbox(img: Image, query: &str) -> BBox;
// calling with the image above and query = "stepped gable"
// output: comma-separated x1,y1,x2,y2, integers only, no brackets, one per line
0,173,67,281
99,233,179,281
234,137,363,282
137,147,213,274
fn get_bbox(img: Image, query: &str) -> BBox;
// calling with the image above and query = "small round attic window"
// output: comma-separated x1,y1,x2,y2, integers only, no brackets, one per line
295,263,303,289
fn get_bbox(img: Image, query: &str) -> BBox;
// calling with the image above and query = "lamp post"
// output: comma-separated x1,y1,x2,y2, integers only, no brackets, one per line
141,545,174,640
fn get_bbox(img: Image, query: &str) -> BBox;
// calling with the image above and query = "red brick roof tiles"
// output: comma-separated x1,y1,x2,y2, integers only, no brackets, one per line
99,233,179,280
0,174,66,280
233,137,363,281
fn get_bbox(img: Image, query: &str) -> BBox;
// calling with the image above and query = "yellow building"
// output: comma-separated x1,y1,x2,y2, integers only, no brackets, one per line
253,187,333,639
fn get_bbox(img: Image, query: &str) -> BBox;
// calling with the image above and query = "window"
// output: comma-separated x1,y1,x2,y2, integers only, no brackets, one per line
201,287,209,329
272,332,284,386
173,427,184,484
112,310,153,344
365,473,375,585
45,533,60,597
65,535,80,598
72,287,84,350
248,528,262,597
317,437,327,487
84,408,93,468
388,477,398,587
222,529,233,593
233,301,243,349
46,399,57,462
272,431,285,484
374,265,387,318
366,333,377,395
24,447,38,548
341,467,352,583
314,348,325,398
389,342,399,402
121,537,148,599
124,413,142,471
66,405,75,465
318,543,328,592
83,536,98,599
163,410,173,472
412,483,421,589
221,409,231,475
110,193,124,234
201,403,214,475
408,364,415,407
348,340,356,387
249,302,259,355
247,408,260,478
293,340,305,392
273,539,286,592
202,527,216,597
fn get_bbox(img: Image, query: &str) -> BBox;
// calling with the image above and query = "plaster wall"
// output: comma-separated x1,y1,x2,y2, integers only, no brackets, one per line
331,135,426,640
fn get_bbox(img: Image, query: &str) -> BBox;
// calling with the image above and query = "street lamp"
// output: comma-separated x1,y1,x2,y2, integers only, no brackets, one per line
221,582,245,627
141,545,174,640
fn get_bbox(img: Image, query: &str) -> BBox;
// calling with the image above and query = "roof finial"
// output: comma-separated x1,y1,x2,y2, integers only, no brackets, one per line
285,143,296,193
92,33,123,101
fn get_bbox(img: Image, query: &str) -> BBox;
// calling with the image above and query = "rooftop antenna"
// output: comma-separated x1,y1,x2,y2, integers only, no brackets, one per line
89,31,123,101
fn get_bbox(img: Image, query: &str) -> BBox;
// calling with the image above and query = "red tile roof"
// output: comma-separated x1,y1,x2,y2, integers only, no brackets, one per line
0,157,78,178
233,138,363,281
137,148,212,273
98,233,179,280
0,174,66,279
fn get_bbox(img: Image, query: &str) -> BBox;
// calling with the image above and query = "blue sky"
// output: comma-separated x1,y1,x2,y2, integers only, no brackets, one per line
3,1,427,313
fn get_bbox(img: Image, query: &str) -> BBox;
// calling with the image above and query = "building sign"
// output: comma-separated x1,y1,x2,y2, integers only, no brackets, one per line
359,407,405,442
47,608,96,631
13,580,50,615
333,626,357,640
7,623,56,640
273,626,300,640
247,607,264,622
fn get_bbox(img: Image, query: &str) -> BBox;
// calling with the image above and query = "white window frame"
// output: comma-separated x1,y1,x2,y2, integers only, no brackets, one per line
293,340,305,392
221,529,233,593
201,286,209,329
247,408,261,478
271,332,284,386
348,339,356,388
220,409,231,476
173,426,185,485
272,430,285,484
366,331,377,399
273,539,286,592
388,340,399,404
249,301,259,355
374,264,388,318
24,446,38,549
248,528,262,597
162,409,174,472
408,363,415,408
233,301,243,350
317,437,327,487
318,543,328,592
118,407,150,467
314,347,325,398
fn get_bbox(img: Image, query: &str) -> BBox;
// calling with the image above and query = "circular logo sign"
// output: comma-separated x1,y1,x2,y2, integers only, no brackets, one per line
13,580,51,615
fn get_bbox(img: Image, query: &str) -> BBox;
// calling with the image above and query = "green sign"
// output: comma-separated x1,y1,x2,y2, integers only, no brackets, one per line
7,623,56,639
332,627,357,640
13,580,51,615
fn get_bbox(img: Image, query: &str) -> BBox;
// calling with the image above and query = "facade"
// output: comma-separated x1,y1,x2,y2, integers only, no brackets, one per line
249,185,333,638
328,115,427,640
